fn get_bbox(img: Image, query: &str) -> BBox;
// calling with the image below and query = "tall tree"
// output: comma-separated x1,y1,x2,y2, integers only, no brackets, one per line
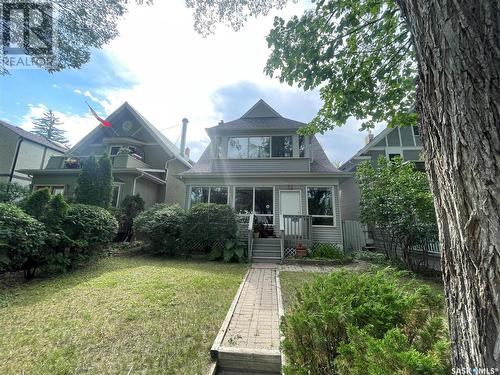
32,109,69,145
96,154,113,209
75,154,113,208
185,0,500,367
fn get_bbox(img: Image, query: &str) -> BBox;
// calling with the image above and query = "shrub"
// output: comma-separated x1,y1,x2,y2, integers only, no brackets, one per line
0,181,29,203
75,154,113,208
208,238,246,262
183,203,239,253
309,243,346,260
0,203,47,279
352,250,388,265
134,204,185,254
21,188,51,219
62,204,118,257
115,194,145,241
282,269,449,374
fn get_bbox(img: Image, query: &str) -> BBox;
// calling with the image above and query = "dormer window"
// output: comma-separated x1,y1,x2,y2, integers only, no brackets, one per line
227,135,298,159
271,136,293,157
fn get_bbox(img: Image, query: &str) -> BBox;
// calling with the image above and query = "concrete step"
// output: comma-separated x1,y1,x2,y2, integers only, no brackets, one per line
253,245,281,251
252,249,281,255
252,256,281,263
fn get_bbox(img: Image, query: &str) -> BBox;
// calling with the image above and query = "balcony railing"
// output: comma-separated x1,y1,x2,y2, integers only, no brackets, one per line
279,214,313,259
46,154,152,170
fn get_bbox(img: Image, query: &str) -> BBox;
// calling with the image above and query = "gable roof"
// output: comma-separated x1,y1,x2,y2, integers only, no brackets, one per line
339,127,395,171
207,99,305,133
0,120,68,153
67,102,192,168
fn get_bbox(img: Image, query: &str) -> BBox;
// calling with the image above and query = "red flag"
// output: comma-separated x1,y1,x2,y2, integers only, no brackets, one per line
86,102,111,127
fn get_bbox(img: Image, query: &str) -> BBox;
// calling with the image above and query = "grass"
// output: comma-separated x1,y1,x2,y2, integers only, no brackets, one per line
0,256,247,375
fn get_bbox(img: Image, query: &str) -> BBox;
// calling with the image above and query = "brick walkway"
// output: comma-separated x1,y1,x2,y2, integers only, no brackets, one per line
221,266,280,350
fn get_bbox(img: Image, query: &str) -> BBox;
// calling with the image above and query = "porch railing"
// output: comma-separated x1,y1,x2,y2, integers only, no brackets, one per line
280,214,313,258
247,213,254,262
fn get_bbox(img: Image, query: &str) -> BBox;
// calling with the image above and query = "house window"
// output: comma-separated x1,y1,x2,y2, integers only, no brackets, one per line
35,185,65,195
190,186,228,207
271,136,293,157
299,135,305,157
389,153,401,161
412,126,420,136
111,184,122,207
228,138,249,159
249,137,270,158
307,187,335,226
234,187,274,224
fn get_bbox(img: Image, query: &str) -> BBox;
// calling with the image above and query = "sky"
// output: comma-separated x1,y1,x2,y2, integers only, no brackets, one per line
0,0,385,164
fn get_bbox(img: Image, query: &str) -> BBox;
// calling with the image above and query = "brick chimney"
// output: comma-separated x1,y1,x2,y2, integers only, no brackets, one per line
180,118,188,157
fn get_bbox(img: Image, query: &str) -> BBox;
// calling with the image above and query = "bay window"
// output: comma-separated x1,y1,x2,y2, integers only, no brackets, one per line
190,186,228,207
234,187,274,224
307,187,335,226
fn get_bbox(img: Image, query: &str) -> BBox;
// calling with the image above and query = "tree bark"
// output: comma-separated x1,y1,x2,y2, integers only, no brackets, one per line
397,0,500,368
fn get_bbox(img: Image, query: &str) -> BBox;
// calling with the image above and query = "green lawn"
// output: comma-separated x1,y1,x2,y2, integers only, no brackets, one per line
0,256,247,375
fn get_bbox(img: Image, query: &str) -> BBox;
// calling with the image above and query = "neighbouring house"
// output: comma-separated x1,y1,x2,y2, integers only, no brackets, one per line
337,126,440,270
19,102,192,208
177,99,352,263
0,120,67,186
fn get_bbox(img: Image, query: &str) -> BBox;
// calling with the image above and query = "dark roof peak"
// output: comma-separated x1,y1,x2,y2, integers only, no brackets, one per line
241,99,282,119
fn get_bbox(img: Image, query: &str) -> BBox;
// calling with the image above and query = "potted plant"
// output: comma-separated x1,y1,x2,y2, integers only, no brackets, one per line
296,243,307,257
253,224,261,238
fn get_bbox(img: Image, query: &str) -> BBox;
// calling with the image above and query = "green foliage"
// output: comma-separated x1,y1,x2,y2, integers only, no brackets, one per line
62,204,118,256
356,157,437,269
21,188,51,220
44,194,69,229
115,195,145,241
352,250,388,265
188,0,416,132
0,203,47,279
133,204,186,254
31,109,69,145
281,269,450,374
182,203,239,253
308,243,346,260
0,182,29,203
208,238,246,262
75,154,113,208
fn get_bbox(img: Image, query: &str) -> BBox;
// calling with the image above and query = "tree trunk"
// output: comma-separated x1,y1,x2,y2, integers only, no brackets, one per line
397,0,500,368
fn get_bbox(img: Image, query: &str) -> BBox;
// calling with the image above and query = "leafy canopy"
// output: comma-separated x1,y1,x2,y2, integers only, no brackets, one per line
188,0,417,133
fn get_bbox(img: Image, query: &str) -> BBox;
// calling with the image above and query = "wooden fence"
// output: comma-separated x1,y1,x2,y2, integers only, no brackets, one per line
342,220,367,252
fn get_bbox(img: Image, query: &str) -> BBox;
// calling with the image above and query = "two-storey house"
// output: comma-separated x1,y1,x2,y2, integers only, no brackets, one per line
20,102,192,208
178,100,351,263
0,120,67,186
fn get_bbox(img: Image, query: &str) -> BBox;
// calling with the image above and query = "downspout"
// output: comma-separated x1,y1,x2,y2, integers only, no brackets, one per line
9,137,23,182
132,172,145,195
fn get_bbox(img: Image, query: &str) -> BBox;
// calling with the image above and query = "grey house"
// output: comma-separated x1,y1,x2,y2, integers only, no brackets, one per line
178,100,351,263
0,120,67,186
20,102,192,208
339,126,423,221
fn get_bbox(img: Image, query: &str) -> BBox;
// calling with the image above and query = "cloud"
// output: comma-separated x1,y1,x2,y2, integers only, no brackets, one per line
20,104,97,148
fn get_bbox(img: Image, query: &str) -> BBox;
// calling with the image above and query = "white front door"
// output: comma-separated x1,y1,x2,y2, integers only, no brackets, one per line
280,191,302,235
280,191,301,215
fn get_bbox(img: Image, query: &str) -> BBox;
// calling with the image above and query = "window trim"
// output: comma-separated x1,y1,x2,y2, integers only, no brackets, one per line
232,186,275,225
111,182,123,208
227,135,296,159
306,186,337,227
33,185,65,196
188,185,229,208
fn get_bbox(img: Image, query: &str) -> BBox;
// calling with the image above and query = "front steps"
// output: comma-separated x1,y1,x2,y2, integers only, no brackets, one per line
251,238,281,263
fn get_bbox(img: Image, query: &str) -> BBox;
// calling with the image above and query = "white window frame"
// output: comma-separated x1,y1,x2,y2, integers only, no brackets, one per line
188,186,229,208
33,185,65,195
227,135,295,159
232,186,275,225
111,182,123,208
306,186,337,227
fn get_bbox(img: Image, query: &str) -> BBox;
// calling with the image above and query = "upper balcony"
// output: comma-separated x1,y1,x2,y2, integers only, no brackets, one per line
45,154,153,170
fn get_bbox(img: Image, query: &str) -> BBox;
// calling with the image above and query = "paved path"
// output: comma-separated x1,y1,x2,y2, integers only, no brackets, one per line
221,265,280,350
